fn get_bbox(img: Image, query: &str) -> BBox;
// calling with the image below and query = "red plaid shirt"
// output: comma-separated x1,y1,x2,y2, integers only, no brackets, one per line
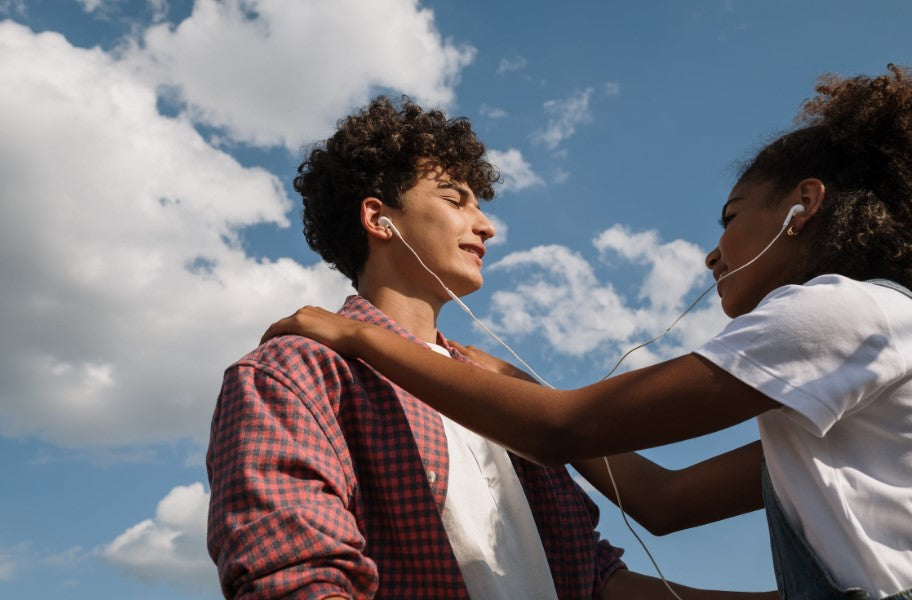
207,296,625,599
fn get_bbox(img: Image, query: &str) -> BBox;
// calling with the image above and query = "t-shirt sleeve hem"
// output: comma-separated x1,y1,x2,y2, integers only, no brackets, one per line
693,340,838,436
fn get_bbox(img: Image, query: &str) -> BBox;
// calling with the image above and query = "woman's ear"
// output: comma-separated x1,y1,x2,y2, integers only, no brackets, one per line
789,178,826,231
361,197,392,240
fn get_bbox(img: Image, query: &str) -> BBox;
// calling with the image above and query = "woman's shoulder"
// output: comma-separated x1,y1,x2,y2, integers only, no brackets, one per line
762,274,898,309
751,274,910,341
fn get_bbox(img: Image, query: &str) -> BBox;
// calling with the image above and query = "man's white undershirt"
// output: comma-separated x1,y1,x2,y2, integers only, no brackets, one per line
426,342,558,600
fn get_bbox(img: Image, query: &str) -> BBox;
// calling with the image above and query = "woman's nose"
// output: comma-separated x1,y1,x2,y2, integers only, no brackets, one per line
705,246,720,270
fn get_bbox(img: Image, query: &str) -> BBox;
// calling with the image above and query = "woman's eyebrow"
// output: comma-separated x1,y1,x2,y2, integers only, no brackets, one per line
721,196,743,218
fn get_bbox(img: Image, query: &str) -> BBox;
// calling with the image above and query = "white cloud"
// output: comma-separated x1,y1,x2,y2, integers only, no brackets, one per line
0,544,20,580
485,214,508,247
0,541,92,584
487,245,638,356
480,103,508,119
122,0,476,149
75,0,106,12
552,168,570,184
496,53,527,75
531,88,593,151
484,228,728,367
0,0,25,16
0,21,353,448
486,148,544,193
103,483,216,593
148,0,169,22
594,224,708,310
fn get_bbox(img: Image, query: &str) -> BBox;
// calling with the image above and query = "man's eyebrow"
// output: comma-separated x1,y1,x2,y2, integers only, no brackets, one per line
438,181,473,199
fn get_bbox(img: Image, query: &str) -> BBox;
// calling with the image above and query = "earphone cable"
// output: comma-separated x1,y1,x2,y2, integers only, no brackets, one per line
383,209,795,600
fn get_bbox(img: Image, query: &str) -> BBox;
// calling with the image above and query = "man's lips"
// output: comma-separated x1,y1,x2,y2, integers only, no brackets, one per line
459,243,485,260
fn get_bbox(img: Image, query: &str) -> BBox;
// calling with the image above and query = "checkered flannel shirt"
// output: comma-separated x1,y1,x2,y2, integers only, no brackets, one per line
207,295,625,599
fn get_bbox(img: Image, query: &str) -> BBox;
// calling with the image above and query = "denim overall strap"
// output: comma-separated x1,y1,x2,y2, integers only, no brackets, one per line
867,278,912,299
762,464,868,599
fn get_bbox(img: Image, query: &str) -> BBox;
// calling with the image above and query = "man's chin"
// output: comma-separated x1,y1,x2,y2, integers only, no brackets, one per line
448,278,483,298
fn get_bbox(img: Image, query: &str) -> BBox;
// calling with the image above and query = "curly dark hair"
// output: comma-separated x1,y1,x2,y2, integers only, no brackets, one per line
740,64,912,288
294,96,499,287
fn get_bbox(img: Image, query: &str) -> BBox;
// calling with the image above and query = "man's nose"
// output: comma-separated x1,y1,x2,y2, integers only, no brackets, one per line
476,212,496,241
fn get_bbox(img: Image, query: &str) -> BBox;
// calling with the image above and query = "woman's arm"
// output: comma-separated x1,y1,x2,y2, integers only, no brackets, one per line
603,569,779,600
448,342,766,533
573,441,764,536
262,307,778,464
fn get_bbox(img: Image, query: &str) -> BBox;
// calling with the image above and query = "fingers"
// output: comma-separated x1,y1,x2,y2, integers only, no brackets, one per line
260,320,285,345
259,305,316,345
449,340,482,360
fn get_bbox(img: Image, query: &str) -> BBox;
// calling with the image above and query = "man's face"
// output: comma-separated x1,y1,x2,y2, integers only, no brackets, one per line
388,167,496,300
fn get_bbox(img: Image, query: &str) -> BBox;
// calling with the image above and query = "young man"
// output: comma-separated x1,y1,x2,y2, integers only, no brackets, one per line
206,96,624,599
207,97,776,599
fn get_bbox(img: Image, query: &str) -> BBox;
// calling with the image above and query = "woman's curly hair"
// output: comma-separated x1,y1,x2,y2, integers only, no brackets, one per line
294,96,499,287
740,64,912,288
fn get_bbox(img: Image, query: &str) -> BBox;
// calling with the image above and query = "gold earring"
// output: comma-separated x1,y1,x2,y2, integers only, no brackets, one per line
786,225,799,237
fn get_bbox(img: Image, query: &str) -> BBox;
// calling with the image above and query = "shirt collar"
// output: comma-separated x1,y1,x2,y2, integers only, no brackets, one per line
337,295,457,352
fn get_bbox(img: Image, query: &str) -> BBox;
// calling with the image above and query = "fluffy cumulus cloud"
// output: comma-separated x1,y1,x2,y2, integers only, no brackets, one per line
531,88,594,151
122,0,476,149
594,224,708,311
486,148,544,194
103,483,215,593
485,214,509,247
484,227,728,369
0,21,353,448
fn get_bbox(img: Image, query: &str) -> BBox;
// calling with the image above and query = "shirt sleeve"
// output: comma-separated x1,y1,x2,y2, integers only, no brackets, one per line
206,358,378,599
573,478,627,591
694,278,904,436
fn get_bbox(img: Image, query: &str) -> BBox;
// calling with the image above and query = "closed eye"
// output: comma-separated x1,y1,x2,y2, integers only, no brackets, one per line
718,213,734,228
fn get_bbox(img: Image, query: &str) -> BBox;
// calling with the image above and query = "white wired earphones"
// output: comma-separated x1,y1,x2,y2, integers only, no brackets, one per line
601,203,806,380
380,204,804,598
378,215,554,386
593,203,805,599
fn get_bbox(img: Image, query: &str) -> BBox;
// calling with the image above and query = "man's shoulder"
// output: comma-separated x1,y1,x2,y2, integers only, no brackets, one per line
227,334,354,384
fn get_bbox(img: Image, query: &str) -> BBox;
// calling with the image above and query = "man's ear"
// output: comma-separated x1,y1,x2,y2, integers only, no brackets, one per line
788,178,826,231
361,197,392,240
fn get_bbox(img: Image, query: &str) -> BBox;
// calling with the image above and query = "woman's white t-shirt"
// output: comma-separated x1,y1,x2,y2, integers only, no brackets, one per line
695,274,912,597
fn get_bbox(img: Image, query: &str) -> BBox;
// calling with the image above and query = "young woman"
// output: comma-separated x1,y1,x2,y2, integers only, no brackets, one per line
264,66,912,599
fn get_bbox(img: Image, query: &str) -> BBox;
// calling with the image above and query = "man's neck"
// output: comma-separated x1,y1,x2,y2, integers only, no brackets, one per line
358,285,442,344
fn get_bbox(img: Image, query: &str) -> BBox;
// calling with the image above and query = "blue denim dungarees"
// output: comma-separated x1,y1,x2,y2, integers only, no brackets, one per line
761,279,912,600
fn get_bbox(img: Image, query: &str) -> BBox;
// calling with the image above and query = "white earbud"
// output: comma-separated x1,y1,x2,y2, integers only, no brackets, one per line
782,204,805,227
378,216,393,229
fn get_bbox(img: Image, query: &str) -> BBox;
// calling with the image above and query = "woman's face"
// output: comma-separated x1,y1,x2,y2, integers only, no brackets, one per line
705,178,802,317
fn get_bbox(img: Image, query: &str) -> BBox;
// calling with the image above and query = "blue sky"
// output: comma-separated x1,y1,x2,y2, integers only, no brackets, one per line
1,1,910,597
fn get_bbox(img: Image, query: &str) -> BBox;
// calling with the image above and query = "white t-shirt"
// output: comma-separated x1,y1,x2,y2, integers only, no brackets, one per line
426,343,559,600
695,274,912,597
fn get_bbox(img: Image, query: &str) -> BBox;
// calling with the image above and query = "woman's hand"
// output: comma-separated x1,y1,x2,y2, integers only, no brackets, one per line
448,341,537,383
260,306,368,356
